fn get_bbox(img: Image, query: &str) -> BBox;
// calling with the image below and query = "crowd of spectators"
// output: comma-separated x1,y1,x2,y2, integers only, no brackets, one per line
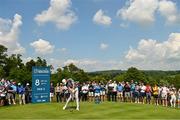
1,78,180,108
0,78,31,106
53,80,180,108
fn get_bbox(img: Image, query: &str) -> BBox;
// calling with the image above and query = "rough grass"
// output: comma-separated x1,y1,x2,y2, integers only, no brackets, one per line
0,102,180,119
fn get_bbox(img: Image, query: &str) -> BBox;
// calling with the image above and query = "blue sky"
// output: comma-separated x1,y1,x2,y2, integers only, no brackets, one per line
0,0,180,71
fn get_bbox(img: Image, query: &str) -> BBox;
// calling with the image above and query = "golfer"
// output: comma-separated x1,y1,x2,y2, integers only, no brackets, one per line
62,78,80,111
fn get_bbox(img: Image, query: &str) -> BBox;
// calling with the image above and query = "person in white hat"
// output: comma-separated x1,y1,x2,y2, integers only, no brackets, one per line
62,78,80,111
25,83,31,104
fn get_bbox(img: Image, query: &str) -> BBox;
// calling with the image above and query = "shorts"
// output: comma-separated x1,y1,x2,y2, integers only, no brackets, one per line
146,92,151,99
161,93,167,99
7,93,14,99
50,93,54,97
100,91,105,96
134,92,139,98
117,92,123,97
153,94,158,99
88,92,94,96
130,91,134,97
94,93,100,97
140,92,146,98
125,92,130,98
171,95,176,102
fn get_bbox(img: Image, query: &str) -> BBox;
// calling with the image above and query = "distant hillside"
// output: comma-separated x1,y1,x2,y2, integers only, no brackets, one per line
88,70,180,77
88,70,124,76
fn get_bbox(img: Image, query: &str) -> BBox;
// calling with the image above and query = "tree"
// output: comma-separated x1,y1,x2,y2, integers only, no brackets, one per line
124,67,147,82
168,74,180,88
26,59,36,72
113,74,125,82
8,66,31,85
36,57,47,66
3,54,24,77
0,66,5,78
0,45,7,67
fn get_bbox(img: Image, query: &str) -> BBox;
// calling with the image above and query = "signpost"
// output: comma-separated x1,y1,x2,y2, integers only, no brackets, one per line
32,67,50,103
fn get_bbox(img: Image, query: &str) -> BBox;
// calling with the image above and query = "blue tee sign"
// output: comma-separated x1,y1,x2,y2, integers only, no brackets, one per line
32,67,50,103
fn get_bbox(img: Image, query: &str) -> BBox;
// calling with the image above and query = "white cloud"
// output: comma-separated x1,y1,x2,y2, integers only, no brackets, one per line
34,0,77,30
120,23,128,28
93,9,112,26
158,0,180,25
21,57,34,64
0,14,25,54
100,43,109,50
117,0,180,25
125,33,180,70
57,48,67,53
117,0,159,25
30,39,55,55
48,58,124,72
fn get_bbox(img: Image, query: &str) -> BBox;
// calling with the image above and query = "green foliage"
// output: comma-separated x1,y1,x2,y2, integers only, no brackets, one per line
8,67,31,85
174,74,180,88
113,74,125,82
0,45,7,66
51,64,89,84
123,67,147,82
0,66,5,78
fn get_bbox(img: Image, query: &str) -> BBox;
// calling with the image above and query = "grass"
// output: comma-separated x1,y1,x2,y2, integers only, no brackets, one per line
0,102,180,119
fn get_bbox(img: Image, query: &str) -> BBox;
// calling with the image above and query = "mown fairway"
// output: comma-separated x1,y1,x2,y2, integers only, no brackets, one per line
0,102,180,119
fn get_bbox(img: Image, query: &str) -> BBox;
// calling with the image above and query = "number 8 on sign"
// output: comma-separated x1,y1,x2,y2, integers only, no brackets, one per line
35,79,40,86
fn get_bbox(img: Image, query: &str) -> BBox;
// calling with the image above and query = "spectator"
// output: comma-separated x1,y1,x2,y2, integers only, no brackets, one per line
130,80,136,103
145,83,152,104
161,85,169,107
63,84,69,102
11,81,17,101
112,81,117,102
0,82,6,106
7,81,16,105
178,89,180,108
59,83,64,102
117,82,123,102
81,83,88,101
124,82,131,102
55,83,61,102
50,83,54,102
152,84,159,105
17,83,26,105
100,82,106,102
77,82,82,102
94,82,101,104
140,83,146,104
107,80,114,101
170,88,176,108
134,83,140,103
25,83,31,104
88,82,94,102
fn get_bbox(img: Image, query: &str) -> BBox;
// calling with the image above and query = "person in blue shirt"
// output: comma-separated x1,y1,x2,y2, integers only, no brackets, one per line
94,82,101,104
17,83,25,105
11,81,17,103
117,82,124,102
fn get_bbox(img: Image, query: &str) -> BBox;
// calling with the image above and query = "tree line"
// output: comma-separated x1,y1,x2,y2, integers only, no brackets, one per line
0,44,180,88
